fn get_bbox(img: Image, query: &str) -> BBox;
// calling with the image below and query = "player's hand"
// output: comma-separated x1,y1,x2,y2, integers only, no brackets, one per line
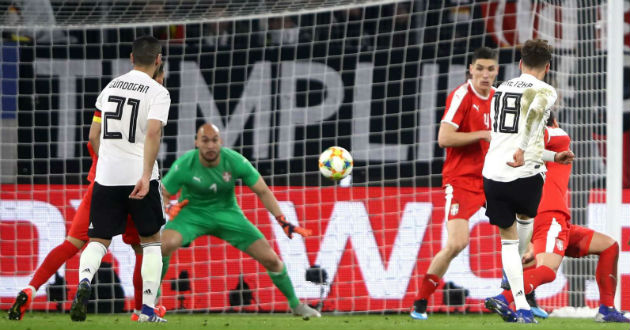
507,148,525,167
479,130,491,143
521,243,535,264
129,177,150,199
554,150,575,164
275,215,312,239
165,199,188,219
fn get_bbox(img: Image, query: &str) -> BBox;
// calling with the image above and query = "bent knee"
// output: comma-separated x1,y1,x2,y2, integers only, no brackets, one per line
262,256,283,272
161,237,182,255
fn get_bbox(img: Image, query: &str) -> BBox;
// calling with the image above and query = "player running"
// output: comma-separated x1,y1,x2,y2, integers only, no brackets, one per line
8,62,167,322
159,123,320,319
486,112,629,323
410,47,497,320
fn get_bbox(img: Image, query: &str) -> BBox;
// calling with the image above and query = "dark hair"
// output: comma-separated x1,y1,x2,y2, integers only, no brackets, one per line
546,110,555,127
152,62,164,80
132,35,161,66
521,39,552,69
472,46,498,63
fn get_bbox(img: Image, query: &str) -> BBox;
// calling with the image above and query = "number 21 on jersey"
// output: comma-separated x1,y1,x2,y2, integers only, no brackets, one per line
492,91,523,134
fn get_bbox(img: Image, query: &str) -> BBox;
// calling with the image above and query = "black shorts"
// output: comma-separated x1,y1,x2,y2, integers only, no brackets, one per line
483,173,545,229
89,180,165,239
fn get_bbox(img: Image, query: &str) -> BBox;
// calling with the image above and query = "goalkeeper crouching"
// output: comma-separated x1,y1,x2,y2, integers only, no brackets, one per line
159,123,320,319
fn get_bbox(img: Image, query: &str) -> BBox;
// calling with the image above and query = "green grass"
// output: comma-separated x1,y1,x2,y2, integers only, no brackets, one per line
1,313,628,330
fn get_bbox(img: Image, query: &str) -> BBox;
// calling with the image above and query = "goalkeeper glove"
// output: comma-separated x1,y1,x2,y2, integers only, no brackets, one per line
275,215,312,239
165,199,189,220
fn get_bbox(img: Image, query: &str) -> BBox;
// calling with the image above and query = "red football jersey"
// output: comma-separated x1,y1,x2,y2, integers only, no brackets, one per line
441,80,493,192
86,110,101,182
537,126,572,219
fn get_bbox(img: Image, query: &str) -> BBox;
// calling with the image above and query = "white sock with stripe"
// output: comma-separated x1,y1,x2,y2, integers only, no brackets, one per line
78,241,108,283
501,239,530,310
141,242,162,310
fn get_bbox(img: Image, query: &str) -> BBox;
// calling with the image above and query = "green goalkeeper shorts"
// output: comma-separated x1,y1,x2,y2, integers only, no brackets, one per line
163,206,264,251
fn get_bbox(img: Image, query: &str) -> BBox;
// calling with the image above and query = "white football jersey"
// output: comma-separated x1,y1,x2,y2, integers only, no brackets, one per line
482,73,557,182
95,70,170,186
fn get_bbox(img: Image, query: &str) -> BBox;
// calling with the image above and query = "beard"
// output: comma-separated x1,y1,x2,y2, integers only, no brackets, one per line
200,149,219,163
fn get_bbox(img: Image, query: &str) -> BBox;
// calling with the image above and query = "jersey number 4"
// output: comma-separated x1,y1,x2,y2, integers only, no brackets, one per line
104,95,141,143
492,91,522,134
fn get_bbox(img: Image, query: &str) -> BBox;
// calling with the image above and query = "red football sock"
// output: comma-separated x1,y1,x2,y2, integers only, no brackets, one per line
523,264,536,272
417,274,441,300
29,240,79,290
134,253,143,310
502,265,556,304
596,242,619,307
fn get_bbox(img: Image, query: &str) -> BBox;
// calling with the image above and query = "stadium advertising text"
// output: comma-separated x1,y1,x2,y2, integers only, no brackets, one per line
1,185,628,312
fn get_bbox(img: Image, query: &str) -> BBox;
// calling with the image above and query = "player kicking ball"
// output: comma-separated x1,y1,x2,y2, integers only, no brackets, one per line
159,123,320,319
486,112,629,323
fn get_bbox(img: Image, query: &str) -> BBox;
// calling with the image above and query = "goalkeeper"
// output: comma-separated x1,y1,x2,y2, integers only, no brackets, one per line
160,123,320,319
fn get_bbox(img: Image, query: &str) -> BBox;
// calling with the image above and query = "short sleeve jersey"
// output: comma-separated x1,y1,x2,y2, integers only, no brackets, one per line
482,73,558,182
441,80,493,192
537,126,572,218
162,148,261,210
94,70,170,186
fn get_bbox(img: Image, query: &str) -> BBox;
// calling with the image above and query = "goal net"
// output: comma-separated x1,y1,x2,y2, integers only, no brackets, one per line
0,0,627,315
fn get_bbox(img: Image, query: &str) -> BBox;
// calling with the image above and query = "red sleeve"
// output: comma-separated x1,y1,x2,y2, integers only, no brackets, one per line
544,127,550,148
441,87,470,128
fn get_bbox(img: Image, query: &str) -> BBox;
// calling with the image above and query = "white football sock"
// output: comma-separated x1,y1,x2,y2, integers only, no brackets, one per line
516,217,534,257
501,239,529,310
141,243,162,309
78,241,107,283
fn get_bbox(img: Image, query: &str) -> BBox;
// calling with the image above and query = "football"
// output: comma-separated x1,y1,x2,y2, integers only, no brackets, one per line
318,146,353,180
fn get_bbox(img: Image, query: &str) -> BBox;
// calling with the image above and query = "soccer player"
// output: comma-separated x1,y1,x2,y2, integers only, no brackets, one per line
487,112,629,323
410,47,498,320
481,39,558,323
7,142,145,321
69,35,170,323
8,62,168,322
159,123,321,319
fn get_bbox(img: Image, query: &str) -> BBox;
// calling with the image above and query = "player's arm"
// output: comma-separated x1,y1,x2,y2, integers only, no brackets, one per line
508,88,555,167
437,122,490,148
130,119,162,199
518,88,555,151
249,177,311,238
88,111,102,154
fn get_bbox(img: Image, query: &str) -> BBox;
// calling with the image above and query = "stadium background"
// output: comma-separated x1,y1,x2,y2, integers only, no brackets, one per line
0,0,629,315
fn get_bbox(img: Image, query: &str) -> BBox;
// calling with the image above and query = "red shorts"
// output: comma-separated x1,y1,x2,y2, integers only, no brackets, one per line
444,184,485,221
532,211,595,257
67,182,141,245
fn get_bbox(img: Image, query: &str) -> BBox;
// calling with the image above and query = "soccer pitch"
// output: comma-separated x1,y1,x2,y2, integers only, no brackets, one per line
1,313,628,330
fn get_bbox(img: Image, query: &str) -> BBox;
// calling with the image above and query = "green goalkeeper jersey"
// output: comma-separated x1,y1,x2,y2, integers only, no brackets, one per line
162,148,260,210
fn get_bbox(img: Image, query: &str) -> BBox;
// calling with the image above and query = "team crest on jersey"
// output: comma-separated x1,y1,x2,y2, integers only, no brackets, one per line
450,203,459,216
555,238,564,252
222,172,232,182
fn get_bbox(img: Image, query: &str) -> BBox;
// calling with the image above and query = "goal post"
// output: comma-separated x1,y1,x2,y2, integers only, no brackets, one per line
0,0,627,315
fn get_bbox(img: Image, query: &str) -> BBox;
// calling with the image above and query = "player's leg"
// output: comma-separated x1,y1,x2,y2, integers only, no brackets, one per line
244,238,320,319
160,210,203,281
412,184,483,320
496,211,569,320
412,219,469,319
9,185,95,320
129,180,167,323
483,177,533,323
70,183,127,322
121,216,165,320
215,210,320,319
567,226,628,322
